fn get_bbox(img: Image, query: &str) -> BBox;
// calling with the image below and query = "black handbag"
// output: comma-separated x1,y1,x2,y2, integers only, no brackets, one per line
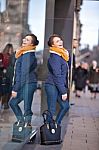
12,122,32,142
40,110,62,145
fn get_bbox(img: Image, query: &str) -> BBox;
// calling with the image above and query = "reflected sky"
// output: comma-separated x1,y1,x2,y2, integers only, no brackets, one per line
28,0,46,51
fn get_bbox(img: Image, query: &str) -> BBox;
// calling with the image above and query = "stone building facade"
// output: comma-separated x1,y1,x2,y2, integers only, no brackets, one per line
0,0,31,52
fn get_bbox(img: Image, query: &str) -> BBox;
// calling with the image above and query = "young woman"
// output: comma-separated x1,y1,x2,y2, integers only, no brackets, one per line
45,34,70,125
88,60,99,99
9,34,39,127
0,43,16,109
74,62,89,97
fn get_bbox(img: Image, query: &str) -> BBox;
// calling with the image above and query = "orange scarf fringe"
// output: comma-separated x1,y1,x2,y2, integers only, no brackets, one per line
15,45,36,58
50,47,69,61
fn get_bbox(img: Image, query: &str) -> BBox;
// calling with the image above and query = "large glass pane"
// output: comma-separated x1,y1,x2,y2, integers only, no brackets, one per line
28,0,46,51
0,0,6,12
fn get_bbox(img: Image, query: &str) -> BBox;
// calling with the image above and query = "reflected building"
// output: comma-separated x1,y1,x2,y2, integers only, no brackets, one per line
0,0,31,51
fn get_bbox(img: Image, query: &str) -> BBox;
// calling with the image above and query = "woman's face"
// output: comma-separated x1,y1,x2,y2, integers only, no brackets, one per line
8,48,13,54
22,35,33,47
52,37,63,48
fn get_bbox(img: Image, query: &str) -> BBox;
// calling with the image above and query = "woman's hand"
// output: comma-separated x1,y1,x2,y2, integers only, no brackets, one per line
62,93,67,101
11,91,17,98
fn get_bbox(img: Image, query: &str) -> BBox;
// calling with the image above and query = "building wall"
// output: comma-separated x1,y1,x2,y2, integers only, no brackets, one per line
43,0,74,79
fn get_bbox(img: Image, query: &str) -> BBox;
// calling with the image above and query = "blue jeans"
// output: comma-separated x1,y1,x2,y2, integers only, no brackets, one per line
45,84,69,125
9,82,37,123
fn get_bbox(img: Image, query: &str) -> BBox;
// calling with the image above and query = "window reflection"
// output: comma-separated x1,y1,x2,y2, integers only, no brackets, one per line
0,0,6,12
28,0,46,51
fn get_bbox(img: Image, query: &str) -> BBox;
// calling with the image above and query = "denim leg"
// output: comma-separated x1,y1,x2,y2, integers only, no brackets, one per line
8,90,24,121
45,84,58,121
56,97,69,125
23,83,37,123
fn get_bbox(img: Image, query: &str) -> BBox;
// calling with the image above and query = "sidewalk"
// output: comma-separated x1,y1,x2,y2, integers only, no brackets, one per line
62,90,99,150
0,89,99,150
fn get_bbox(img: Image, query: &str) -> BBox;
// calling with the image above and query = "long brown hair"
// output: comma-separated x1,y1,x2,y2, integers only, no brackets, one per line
3,43,14,54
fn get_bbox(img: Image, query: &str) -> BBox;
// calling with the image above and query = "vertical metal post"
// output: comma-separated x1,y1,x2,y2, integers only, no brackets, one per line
69,41,74,101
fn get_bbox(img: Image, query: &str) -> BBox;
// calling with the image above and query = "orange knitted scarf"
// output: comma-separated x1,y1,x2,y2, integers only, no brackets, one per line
50,47,69,61
15,45,36,58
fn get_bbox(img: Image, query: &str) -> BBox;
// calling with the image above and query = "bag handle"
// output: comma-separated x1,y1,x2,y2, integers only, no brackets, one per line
42,110,54,123
42,110,53,117
42,110,60,132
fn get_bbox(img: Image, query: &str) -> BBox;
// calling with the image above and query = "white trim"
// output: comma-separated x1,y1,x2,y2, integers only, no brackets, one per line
49,50,61,56
23,49,35,54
